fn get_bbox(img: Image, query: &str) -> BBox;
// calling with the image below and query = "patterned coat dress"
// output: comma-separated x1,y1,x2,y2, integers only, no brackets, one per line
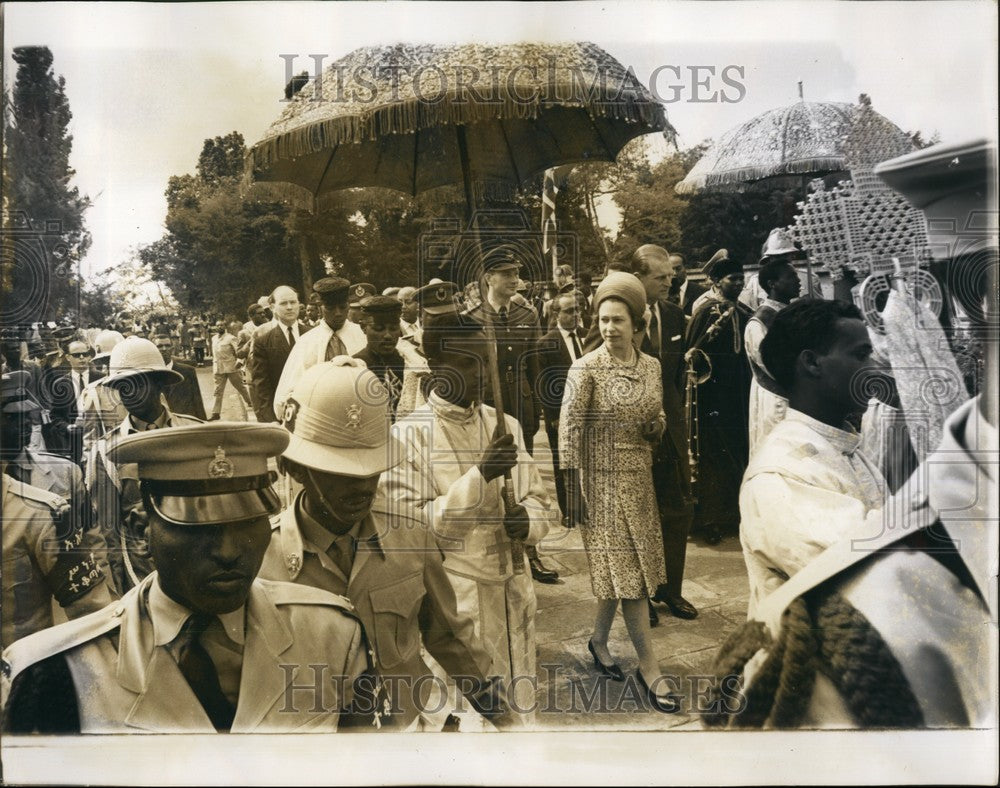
558,344,667,600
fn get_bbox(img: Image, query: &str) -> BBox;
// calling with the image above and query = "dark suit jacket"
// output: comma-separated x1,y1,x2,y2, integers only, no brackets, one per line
35,363,78,455
535,327,578,428
163,358,207,420
639,299,688,466
248,321,311,423
681,280,708,316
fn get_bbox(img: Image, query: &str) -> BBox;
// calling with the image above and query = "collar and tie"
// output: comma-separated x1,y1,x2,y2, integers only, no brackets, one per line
325,330,346,361
568,329,582,360
177,613,236,731
647,304,661,355
285,325,296,350
177,614,236,731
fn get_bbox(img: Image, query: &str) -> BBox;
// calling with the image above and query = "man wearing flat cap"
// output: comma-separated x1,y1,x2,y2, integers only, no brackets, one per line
2,422,377,733
87,337,203,595
261,359,513,730
352,296,407,421
686,251,754,544
1,372,113,649
347,282,377,325
273,277,366,420
384,283,556,724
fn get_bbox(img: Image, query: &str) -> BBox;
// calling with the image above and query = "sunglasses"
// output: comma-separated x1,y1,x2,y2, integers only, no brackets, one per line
68,351,93,358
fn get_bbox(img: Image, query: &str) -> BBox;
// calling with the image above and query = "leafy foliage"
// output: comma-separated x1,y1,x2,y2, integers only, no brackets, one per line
2,46,91,323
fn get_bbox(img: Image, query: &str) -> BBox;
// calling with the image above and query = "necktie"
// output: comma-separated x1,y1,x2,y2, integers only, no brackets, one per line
73,372,83,398
286,327,296,350
325,332,347,361
328,533,355,578
177,614,236,731
648,305,661,356
497,306,508,325
569,330,582,361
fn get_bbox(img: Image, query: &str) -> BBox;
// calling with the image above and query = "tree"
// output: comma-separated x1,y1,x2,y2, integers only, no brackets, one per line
141,132,302,315
2,46,91,324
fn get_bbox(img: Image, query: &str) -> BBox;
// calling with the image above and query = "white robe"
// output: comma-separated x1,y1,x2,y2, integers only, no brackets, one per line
380,393,555,722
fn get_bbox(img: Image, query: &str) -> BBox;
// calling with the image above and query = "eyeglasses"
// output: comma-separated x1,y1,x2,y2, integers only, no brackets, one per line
68,351,93,358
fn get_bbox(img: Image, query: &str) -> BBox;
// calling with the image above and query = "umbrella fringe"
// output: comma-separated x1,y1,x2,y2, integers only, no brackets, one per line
677,157,847,193
247,91,669,173
242,170,518,207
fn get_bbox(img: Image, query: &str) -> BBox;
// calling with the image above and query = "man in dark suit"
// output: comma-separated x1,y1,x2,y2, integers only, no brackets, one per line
667,253,707,316
64,340,100,401
248,285,310,423
34,334,77,459
153,335,207,420
633,245,699,621
535,292,586,527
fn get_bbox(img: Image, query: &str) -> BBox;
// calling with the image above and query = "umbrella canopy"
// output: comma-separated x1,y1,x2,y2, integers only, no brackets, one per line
246,42,674,205
675,100,910,194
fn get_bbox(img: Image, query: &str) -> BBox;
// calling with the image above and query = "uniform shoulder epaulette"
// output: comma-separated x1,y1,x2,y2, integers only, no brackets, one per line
1,601,124,684
10,479,70,513
257,578,357,614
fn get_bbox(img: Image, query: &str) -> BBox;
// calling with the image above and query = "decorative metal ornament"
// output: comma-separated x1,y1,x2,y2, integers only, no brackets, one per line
345,403,363,429
857,264,943,333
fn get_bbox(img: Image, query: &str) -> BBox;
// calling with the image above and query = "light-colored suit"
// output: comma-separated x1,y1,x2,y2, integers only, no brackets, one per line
2,572,372,733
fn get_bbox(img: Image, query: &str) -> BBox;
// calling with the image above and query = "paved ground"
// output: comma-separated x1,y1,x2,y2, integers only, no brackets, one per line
194,364,751,730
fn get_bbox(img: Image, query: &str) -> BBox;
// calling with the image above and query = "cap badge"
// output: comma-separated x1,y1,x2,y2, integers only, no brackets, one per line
355,285,366,297
346,403,363,429
207,446,235,478
435,286,448,302
283,399,300,432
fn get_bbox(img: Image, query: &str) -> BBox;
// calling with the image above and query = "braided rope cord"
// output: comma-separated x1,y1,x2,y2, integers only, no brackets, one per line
706,590,924,729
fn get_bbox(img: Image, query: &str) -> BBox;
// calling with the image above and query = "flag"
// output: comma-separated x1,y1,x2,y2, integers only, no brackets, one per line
541,168,559,280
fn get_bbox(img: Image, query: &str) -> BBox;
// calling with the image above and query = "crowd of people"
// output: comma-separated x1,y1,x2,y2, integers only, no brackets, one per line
0,138,994,733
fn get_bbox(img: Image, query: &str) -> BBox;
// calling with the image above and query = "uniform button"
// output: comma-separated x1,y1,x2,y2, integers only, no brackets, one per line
113,605,126,618
507,346,513,352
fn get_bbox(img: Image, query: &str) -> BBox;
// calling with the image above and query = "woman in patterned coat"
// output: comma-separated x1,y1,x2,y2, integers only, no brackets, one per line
559,272,681,713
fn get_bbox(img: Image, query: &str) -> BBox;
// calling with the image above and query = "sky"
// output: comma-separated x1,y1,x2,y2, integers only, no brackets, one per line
3,1,997,280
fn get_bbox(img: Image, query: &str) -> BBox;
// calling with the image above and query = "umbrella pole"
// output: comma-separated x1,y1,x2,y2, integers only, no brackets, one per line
457,125,524,557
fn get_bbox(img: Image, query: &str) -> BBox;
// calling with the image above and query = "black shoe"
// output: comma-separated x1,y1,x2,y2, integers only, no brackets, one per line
208,414,221,421
648,600,659,627
635,670,681,714
703,523,723,545
561,515,575,529
529,554,559,584
587,640,624,682
653,593,699,620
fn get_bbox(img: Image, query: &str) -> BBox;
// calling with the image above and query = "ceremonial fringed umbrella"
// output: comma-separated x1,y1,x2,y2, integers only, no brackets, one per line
246,42,674,209
674,97,910,195
245,41,673,531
